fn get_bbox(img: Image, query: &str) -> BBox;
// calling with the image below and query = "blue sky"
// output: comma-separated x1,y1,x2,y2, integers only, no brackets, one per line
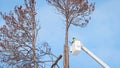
0,0,120,68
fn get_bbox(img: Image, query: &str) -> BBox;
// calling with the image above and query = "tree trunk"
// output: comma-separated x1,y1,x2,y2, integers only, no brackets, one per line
32,32,38,68
64,18,69,68
32,13,38,68
32,15,38,68
31,0,38,68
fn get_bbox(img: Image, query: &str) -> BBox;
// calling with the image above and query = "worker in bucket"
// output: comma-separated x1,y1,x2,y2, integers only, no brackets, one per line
72,37,77,43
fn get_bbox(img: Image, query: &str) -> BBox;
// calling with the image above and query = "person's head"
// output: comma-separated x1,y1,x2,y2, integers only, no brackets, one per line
73,37,76,41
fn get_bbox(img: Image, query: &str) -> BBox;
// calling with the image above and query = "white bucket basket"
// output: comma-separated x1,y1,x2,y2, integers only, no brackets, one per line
70,40,82,55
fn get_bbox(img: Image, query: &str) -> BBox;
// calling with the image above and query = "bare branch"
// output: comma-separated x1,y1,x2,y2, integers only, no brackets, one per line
51,54,62,68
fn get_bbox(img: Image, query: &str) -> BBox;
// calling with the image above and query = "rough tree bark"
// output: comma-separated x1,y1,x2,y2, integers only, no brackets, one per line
30,0,38,68
64,14,69,68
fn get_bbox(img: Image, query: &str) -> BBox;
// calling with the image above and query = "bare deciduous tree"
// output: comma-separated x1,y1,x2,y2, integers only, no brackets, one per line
0,0,58,68
46,0,95,68
0,0,38,67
